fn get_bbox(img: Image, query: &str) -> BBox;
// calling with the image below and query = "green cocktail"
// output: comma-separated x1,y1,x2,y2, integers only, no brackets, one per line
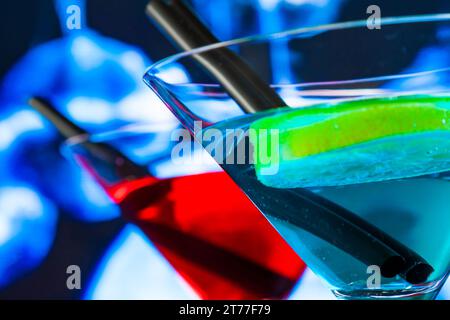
145,14,450,299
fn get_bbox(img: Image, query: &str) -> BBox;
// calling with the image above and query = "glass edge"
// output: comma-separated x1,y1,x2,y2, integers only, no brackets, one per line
60,123,174,149
143,13,450,78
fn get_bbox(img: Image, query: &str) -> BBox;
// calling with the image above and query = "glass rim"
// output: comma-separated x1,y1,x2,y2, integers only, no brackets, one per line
63,122,176,148
145,13,450,76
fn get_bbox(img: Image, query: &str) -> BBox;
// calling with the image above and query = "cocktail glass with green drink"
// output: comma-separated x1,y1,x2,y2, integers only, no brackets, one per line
145,12,450,299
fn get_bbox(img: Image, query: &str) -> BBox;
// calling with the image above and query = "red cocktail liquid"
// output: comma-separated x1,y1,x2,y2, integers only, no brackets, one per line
74,147,306,299
32,95,305,299
104,172,305,299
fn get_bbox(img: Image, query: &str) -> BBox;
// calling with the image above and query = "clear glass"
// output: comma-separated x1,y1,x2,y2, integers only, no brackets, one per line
144,15,450,299
62,125,306,299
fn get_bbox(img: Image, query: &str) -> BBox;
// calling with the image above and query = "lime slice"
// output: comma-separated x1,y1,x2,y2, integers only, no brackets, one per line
250,95,450,188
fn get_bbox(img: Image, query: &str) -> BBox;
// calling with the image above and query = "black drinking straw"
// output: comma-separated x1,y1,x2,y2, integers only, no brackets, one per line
146,0,283,113
28,97,149,181
146,0,433,284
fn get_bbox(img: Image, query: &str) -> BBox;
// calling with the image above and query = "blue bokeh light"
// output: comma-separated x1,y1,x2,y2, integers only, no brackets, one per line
0,184,57,288
85,224,198,300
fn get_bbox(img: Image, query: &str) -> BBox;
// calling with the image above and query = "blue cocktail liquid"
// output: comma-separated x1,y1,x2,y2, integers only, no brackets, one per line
200,107,450,299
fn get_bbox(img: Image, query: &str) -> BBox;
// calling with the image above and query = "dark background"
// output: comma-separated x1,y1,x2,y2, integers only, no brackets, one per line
2,0,449,80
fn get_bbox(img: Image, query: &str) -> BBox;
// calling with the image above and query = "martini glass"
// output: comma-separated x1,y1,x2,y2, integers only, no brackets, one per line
144,15,450,299
62,125,305,299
